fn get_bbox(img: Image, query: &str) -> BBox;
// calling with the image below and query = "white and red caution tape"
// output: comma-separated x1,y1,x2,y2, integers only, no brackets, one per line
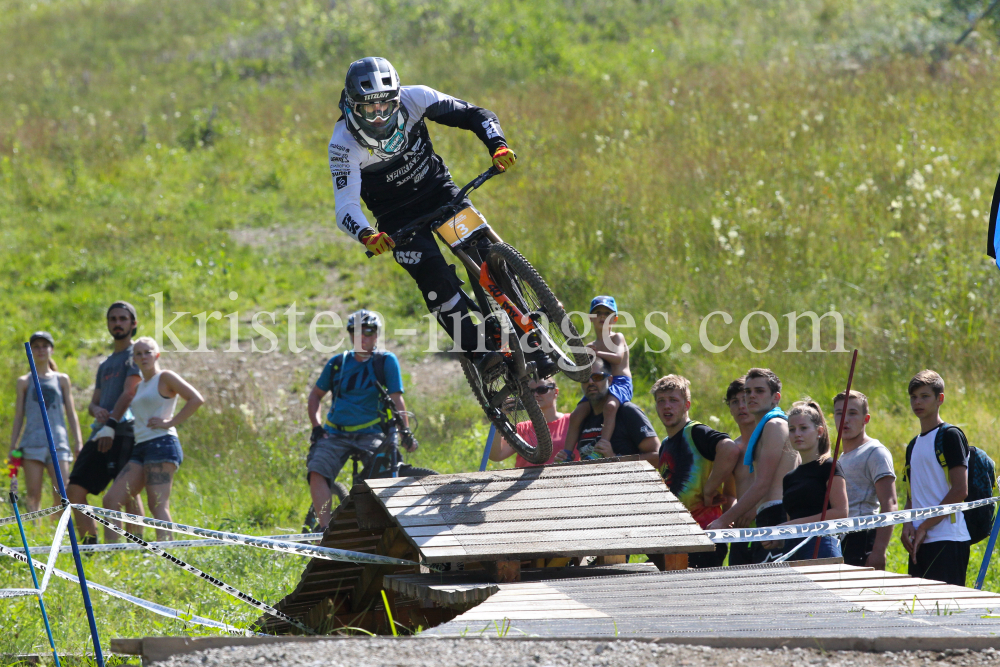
11,532,319,556
706,496,1000,543
0,539,257,636
76,506,316,635
72,504,418,567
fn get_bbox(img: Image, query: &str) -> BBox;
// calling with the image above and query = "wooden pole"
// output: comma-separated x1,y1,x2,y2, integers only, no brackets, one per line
813,348,859,560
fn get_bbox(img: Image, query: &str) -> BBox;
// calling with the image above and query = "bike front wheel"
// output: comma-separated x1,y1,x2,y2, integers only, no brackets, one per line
460,355,553,465
485,243,593,382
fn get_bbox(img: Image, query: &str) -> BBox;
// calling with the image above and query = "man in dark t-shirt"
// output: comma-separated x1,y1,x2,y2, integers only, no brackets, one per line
556,358,658,465
652,374,739,568
67,301,146,543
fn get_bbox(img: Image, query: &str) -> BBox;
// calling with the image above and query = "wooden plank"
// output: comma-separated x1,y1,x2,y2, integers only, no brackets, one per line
411,522,706,548
819,579,987,592
366,460,651,488
381,482,673,508
420,535,716,562
388,491,682,515
456,609,610,620
402,512,701,537
802,570,911,582
374,471,664,498
390,501,687,526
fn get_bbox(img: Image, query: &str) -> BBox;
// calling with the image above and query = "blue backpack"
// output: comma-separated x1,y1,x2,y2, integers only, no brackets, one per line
903,423,998,544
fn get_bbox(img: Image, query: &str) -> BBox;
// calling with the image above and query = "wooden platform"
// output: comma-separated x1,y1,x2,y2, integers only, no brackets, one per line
423,560,1000,644
256,458,711,634
360,458,714,563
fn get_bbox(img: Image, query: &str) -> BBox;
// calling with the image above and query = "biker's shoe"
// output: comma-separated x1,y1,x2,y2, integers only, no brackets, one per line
473,350,506,380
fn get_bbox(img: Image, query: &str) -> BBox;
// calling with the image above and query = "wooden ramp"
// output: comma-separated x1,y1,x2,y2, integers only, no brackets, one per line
423,560,1000,647
256,458,711,634
359,458,714,564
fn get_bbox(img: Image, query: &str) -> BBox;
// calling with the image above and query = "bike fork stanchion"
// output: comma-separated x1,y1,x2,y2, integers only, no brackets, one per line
975,503,1000,590
10,492,61,667
479,424,496,472
25,343,105,667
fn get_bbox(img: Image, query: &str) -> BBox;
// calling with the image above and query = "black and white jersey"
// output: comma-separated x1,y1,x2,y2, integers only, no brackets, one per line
329,85,507,240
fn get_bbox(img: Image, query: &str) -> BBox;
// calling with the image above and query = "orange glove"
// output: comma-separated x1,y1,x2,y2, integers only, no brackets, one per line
492,146,517,172
361,229,395,256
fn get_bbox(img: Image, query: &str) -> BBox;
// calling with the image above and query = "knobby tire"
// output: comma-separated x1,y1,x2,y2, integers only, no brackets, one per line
485,243,593,383
460,355,552,465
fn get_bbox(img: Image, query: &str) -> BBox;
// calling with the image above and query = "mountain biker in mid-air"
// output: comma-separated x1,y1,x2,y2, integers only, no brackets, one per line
329,56,520,375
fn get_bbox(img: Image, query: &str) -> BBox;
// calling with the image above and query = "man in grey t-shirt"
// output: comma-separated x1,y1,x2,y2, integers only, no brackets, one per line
67,301,146,543
833,390,897,569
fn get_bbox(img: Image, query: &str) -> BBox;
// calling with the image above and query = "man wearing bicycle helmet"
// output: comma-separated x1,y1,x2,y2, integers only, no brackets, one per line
305,309,411,531
329,57,516,371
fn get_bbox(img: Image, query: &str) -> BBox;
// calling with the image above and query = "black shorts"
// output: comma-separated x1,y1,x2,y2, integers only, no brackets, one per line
841,528,877,567
750,502,787,564
908,540,970,587
688,542,728,569
68,432,135,496
727,540,754,566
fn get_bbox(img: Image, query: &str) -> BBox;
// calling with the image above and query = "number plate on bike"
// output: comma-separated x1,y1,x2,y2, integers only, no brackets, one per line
434,207,489,247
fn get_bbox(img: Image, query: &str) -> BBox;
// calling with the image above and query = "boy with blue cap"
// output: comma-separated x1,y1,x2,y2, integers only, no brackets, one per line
558,295,633,460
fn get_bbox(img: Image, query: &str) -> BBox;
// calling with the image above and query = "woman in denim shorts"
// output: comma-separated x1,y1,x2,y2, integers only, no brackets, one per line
9,332,84,511
103,337,204,541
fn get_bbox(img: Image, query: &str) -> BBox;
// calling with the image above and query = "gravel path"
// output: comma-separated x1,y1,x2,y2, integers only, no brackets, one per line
154,638,1000,667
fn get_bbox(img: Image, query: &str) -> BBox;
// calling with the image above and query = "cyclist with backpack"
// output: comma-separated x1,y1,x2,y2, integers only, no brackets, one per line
901,369,997,586
329,57,518,376
305,310,413,532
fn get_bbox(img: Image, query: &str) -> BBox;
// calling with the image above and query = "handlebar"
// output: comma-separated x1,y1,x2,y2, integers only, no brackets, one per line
364,166,502,258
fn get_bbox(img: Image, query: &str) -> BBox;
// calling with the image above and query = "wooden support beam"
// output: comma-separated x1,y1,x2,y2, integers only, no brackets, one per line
350,527,418,614
647,553,688,571
594,555,628,565
480,559,521,582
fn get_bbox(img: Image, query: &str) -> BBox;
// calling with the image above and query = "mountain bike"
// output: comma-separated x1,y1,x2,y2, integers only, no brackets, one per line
302,384,436,533
367,167,593,464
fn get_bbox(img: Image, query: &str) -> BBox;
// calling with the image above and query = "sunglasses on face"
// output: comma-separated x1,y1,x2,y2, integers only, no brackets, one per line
349,327,379,336
533,385,556,395
587,373,611,383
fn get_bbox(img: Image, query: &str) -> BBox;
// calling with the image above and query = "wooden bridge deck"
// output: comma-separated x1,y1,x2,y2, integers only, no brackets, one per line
423,560,1000,647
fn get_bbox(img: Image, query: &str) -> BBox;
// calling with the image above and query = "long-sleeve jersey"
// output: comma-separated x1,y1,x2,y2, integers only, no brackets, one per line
328,85,507,240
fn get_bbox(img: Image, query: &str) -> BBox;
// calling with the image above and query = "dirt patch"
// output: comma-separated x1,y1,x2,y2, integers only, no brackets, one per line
227,223,346,251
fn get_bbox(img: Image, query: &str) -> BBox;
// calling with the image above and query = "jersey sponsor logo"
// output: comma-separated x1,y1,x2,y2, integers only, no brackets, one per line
393,250,423,265
341,213,361,235
482,119,500,140
383,131,406,154
329,144,349,152
329,153,349,164
335,175,348,189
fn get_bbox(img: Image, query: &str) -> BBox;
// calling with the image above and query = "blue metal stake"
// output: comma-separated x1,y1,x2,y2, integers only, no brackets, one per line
975,502,1000,590
479,424,496,472
25,343,105,667
10,491,61,667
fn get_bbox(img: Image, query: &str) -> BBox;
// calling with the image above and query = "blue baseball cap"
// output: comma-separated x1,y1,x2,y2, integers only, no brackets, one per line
589,295,618,314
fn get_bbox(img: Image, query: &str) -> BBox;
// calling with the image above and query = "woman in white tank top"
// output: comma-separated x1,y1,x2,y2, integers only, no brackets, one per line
103,337,204,542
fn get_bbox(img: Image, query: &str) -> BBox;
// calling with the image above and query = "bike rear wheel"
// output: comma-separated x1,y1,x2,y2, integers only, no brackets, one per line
302,481,349,534
460,355,552,465
485,243,593,382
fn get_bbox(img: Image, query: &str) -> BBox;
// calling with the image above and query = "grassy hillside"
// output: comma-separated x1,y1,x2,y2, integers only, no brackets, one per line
3,0,1000,658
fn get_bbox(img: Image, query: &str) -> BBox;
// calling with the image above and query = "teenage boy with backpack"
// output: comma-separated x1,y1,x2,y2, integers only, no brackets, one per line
901,370,996,586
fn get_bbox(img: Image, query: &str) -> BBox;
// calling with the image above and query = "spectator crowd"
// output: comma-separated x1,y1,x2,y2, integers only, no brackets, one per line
7,294,991,589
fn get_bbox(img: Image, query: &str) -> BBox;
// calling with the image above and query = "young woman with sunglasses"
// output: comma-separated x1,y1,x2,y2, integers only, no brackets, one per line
489,380,579,467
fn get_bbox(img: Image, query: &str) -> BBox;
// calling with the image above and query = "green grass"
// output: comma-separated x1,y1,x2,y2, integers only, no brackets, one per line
3,0,1000,658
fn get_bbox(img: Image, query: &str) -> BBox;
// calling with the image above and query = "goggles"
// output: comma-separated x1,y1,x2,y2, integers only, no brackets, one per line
351,98,399,124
